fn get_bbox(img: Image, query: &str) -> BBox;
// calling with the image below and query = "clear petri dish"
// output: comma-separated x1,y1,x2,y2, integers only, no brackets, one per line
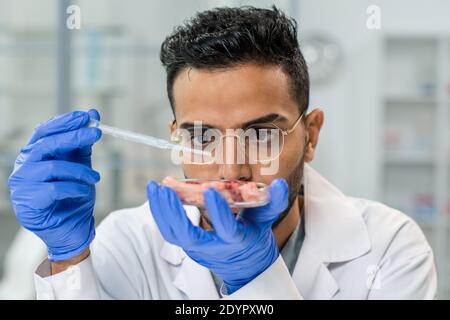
161,177,270,209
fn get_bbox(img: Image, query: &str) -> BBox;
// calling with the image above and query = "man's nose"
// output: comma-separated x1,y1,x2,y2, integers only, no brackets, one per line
219,163,250,181
218,135,251,181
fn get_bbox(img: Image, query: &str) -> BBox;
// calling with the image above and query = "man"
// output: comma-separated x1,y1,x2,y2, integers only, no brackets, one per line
8,6,436,299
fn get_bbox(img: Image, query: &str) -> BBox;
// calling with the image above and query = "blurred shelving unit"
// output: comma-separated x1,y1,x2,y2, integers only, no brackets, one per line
0,22,178,218
0,26,56,218
379,35,450,298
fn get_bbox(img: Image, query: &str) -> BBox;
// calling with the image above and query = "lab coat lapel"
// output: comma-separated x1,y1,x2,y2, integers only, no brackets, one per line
292,244,339,299
160,206,220,300
292,164,371,299
172,254,220,299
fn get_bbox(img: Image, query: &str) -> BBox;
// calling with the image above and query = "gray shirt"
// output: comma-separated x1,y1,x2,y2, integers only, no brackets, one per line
211,200,305,294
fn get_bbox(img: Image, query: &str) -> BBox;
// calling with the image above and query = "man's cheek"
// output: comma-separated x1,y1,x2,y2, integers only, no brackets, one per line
252,147,300,185
181,164,216,179
259,159,280,176
251,164,288,186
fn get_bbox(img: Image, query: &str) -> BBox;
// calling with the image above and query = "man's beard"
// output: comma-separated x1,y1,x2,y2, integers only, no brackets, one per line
271,147,306,229
197,144,307,230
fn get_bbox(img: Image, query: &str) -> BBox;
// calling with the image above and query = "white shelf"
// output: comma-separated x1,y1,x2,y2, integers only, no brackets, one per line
416,220,450,229
0,25,124,36
0,86,121,97
383,153,435,166
384,93,437,105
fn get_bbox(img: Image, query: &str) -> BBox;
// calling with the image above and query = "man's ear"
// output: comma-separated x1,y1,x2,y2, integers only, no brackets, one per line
304,108,324,163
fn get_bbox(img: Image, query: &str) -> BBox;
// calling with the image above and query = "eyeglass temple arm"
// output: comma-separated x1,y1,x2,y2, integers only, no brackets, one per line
283,112,304,135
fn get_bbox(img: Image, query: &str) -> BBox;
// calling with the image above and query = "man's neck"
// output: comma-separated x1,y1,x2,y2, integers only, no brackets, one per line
273,195,303,250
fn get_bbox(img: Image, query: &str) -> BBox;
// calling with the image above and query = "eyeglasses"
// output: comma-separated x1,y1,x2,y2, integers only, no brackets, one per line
171,112,304,165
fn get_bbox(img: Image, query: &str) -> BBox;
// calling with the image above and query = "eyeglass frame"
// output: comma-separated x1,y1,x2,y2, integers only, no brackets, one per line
170,110,305,164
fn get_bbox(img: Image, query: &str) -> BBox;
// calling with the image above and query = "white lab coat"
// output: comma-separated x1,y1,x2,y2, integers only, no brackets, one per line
34,164,437,299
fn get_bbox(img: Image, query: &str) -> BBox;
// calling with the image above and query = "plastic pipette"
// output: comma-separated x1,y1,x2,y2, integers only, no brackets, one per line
88,119,210,156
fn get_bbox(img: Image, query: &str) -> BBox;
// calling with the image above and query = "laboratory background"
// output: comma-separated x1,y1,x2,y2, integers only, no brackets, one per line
0,0,449,299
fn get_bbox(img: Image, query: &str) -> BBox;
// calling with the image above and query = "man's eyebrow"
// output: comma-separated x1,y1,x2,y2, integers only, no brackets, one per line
178,113,287,129
241,113,287,128
179,122,214,129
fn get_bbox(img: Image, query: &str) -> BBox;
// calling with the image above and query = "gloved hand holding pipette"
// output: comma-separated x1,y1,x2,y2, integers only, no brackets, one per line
8,109,102,261
8,109,209,262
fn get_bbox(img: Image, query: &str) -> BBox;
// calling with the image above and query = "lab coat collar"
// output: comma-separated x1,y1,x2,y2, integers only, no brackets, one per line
302,164,371,263
290,164,371,299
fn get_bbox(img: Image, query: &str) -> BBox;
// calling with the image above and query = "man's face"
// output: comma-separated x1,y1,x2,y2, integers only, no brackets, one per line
170,63,310,210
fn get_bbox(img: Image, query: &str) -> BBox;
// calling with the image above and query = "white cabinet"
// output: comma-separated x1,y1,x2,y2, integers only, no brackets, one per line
380,35,450,297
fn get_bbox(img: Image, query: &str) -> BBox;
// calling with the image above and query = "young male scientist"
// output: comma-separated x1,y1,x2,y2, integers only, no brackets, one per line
8,6,436,299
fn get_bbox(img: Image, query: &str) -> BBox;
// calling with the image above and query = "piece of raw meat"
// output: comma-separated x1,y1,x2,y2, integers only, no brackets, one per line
161,176,268,208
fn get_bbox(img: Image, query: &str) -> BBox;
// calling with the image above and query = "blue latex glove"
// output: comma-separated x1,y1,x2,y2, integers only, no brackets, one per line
8,109,102,262
147,178,288,294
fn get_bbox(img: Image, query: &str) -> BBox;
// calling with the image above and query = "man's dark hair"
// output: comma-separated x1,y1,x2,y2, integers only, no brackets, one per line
160,6,309,116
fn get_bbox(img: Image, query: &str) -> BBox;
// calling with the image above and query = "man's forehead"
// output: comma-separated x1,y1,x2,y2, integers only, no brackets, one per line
172,64,298,127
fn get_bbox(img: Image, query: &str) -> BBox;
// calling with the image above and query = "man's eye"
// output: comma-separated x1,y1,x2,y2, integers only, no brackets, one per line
255,129,275,142
256,130,269,141
190,133,211,145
